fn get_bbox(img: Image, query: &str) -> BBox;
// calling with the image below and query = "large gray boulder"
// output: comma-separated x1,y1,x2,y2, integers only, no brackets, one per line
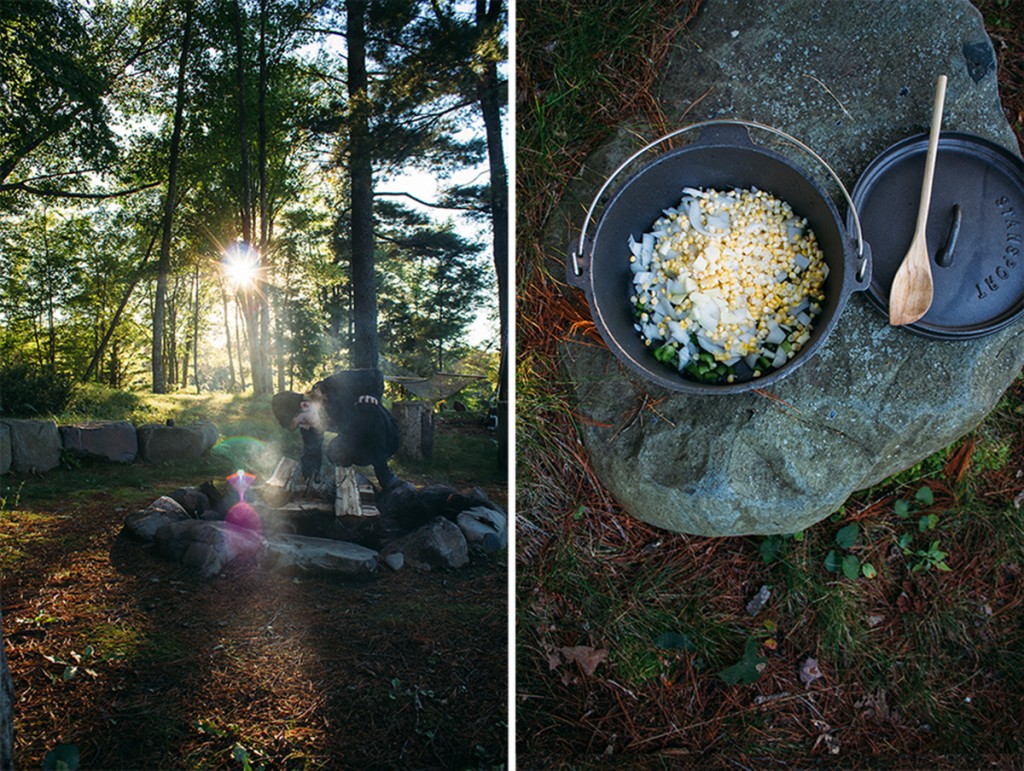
1,419,61,474
60,420,138,463
154,519,266,578
456,506,508,552
123,496,191,543
264,534,379,576
137,420,219,464
381,517,469,570
558,0,1024,535
0,423,10,475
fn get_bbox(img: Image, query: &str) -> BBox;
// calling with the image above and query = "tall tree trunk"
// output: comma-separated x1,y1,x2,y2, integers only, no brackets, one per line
232,0,253,244
181,339,190,388
476,0,508,465
233,0,270,395
347,0,379,369
254,0,273,395
219,277,237,390
167,279,179,387
153,0,194,394
275,288,286,392
235,301,248,390
84,231,158,382
192,260,201,394
110,341,120,388
42,209,57,374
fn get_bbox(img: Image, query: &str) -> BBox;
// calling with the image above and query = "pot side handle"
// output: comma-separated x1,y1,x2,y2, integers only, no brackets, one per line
567,238,591,288
854,241,873,291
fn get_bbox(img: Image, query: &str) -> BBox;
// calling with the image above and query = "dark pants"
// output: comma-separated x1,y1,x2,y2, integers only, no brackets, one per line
300,402,400,489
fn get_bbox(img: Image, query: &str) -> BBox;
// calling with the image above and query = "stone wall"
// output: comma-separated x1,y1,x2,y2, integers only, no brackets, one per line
0,419,219,475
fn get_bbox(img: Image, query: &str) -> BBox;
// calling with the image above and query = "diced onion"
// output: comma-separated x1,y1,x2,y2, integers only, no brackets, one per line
629,186,828,383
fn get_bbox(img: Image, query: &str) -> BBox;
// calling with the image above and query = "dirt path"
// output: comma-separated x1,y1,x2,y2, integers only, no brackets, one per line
2,486,507,768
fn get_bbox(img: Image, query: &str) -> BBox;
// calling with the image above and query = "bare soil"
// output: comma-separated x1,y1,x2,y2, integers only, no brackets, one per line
2,459,507,769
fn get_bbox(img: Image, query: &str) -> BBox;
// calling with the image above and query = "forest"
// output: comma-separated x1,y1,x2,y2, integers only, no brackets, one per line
0,0,508,412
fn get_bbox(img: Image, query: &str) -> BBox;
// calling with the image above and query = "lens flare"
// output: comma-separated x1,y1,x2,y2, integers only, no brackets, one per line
223,243,261,289
226,468,257,502
226,502,262,533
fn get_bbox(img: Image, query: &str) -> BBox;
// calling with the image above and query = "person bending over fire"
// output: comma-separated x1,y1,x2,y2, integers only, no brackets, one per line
271,368,400,490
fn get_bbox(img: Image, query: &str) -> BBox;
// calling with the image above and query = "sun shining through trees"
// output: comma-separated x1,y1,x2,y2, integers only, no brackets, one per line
0,0,506,403
222,243,263,292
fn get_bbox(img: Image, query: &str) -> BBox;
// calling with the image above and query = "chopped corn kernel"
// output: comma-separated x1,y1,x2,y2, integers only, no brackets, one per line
628,186,828,383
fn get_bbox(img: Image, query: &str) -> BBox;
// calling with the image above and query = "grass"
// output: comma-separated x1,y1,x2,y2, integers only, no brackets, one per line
3,385,503,498
517,0,1024,765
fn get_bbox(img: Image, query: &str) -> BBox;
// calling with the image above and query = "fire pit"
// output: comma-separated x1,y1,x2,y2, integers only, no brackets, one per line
121,458,507,579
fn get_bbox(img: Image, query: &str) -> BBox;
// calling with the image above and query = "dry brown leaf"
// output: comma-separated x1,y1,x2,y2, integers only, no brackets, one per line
557,645,609,676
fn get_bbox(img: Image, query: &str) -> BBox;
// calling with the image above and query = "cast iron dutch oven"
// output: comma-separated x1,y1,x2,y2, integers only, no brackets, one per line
567,120,872,394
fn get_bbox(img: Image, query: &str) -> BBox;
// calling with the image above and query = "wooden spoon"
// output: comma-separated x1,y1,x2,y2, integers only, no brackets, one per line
889,74,947,326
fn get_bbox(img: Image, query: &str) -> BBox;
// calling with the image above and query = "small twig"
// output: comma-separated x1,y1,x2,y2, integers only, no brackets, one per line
805,73,853,118
751,388,801,413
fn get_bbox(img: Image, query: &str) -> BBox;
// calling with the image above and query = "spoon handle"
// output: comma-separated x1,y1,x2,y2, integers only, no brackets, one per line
916,75,947,228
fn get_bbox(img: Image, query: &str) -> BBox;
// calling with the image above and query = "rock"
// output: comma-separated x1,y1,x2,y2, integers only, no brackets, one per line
193,420,220,450
378,481,500,531
0,423,10,475
745,585,772,617
154,520,266,578
558,0,1024,535
0,419,61,473
168,487,210,517
383,552,405,571
381,517,468,570
59,420,138,463
264,534,378,576
456,506,508,552
123,496,191,543
137,420,219,464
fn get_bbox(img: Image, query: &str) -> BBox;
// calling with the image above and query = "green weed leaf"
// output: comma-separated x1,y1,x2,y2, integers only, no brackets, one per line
916,486,935,506
232,743,253,771
835,523,859,550
841,554,861,580
894,499,910,518
654,631,696,651
861,562,877,579
824,549,842,573
759,536,784,563
42,744,79,771
717,638,766,685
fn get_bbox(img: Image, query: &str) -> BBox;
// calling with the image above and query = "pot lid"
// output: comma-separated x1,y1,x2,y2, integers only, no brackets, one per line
850,131,1024,339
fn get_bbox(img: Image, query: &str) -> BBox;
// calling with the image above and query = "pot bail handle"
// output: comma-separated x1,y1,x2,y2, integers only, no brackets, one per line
572,119,867,279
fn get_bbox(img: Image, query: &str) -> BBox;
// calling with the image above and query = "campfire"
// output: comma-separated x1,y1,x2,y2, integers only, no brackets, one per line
121,456,507,579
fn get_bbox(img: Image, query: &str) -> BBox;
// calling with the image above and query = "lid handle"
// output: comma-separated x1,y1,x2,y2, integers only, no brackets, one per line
935,203,962,268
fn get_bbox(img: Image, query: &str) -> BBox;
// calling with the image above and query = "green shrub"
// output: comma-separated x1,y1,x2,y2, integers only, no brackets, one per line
0,363,74,418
